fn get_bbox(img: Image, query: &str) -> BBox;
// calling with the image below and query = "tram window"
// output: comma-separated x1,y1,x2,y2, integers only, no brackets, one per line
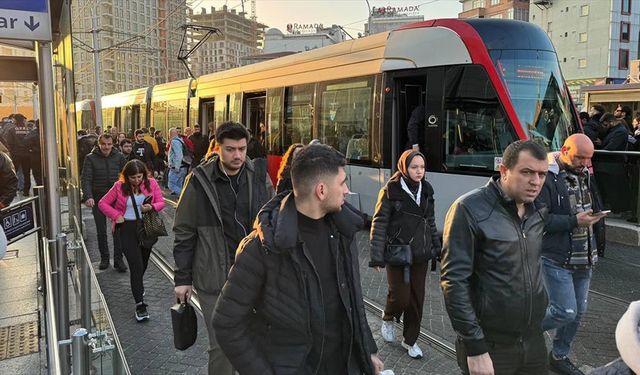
103,108,114,129
266,88,283,154
229,93,242,123
443,65,518,172
283,84,314,149
122,106,133,134
318,78,373,161
140,103,147,129
215,94,227,125
152,101,167,133
167,100,185,129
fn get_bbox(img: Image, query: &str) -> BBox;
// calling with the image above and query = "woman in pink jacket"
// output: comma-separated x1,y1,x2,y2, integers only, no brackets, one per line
99,159,165,321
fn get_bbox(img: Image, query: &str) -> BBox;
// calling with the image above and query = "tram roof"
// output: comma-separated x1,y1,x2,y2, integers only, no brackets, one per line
151,78,195,103
102,87,152,109
195,20,473,97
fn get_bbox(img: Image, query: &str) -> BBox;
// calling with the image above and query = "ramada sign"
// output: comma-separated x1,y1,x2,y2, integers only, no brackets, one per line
372,5,421,17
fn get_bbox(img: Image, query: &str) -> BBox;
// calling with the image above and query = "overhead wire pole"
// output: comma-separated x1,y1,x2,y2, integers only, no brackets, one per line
91,10,104,129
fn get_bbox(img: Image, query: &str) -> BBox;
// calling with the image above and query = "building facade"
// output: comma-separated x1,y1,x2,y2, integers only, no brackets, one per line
71,0,188,100
529,0,639,106
188,6,266,77
262,25,345,54
0,45,36,119
459,0,530,20
366,6,424,35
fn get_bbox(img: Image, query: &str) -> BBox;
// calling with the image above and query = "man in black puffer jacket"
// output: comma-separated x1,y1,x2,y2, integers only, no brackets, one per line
81,134,126,270
213,145,384,375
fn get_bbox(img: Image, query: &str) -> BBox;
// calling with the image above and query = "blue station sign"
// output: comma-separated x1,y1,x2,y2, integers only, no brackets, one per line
0,0,51,41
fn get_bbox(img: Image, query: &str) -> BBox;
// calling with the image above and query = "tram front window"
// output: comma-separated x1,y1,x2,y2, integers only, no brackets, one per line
491,49,576,151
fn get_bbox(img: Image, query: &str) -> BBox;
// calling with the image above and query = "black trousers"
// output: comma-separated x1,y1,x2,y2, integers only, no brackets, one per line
457,332,548,375
91,196,123,262
383,262,428,346
117,221,151,304
12,154,31,194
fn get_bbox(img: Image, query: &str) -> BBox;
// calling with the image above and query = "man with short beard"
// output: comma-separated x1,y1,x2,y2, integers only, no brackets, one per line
536,134,604,375
173,122,274,374
81,134,127,271
213,145,385,375
120,139,134,162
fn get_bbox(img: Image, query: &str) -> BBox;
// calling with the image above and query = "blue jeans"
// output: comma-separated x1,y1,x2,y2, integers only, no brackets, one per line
541,257,592,357
168,166,187,195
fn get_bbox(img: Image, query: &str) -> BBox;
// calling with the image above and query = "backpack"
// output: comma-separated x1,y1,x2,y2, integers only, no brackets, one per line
180,138,193,166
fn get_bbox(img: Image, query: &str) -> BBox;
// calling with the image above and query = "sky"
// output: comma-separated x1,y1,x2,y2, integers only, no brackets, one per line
194,0,462,36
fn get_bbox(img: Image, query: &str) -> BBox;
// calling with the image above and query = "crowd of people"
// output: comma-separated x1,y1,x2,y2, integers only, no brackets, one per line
0,113,43,198
3,109,637,374
582,104,640,221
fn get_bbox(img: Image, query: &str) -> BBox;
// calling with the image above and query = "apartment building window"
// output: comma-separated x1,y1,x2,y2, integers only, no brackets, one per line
620,49,630,69
621,22,631,42
578,58,587,68
579,32,588,42
622,0,631,14
491,0,500,5
580,4,590,15
506,9,514,19
472,0,485,8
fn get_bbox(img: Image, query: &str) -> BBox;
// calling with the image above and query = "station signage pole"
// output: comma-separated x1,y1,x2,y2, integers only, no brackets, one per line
0,1,69,373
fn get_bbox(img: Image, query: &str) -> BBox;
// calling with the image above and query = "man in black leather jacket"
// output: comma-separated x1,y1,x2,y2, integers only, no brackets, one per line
213,145,384,375
441,140,550,375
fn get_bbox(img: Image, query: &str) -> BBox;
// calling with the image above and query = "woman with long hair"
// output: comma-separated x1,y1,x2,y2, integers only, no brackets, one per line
99,159,164,321
368,150,441,359
275,143,304,194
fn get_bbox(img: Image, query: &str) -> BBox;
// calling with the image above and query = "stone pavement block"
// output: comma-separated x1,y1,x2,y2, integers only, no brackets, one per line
82,209,210,374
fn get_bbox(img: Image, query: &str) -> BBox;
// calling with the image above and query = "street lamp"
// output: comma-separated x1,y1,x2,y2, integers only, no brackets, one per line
364,0,372,35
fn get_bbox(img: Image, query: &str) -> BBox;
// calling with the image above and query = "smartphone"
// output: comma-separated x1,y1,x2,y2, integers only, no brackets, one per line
592,210,611,215
143,195,153,205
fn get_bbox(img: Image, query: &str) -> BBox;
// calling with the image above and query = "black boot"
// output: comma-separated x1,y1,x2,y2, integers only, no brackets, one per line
549,352,584,375
114,258,128,273
98,258,110,270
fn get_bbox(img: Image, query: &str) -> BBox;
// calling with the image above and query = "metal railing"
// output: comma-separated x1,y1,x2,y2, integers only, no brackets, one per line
592,149,640,224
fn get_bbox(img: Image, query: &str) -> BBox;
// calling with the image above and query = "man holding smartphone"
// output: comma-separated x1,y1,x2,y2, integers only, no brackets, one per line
536,133,605,375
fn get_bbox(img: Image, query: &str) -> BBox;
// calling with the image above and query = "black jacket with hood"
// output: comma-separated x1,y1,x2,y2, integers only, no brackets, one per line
213,193,378,375
0,151,17,207
369,150,440,267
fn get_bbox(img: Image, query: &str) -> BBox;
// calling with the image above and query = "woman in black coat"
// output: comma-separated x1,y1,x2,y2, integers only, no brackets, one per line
369,149,440,360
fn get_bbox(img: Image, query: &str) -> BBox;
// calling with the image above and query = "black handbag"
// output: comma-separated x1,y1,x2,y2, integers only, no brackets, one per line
130,194,158,248
171,301,197,350
385,228,414,284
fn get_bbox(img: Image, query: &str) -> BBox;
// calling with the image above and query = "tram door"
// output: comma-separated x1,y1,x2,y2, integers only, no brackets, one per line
244,94,266,147
393,68,444,172
200,100,215,136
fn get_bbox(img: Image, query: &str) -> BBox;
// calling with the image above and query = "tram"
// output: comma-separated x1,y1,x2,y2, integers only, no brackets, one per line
77,19,579,228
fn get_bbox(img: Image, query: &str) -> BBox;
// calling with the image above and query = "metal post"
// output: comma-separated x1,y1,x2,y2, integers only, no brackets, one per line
91,12,103,129
71,328,90,375
635,158,640,227
35,41,62,239
79,242,91,332
32,83,39,120
364,0,372,35
34,186,47,292
56,233,70,374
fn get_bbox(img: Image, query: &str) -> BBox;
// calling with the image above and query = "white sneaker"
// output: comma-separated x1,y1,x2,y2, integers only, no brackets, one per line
402,341,423,359
381,320,395,342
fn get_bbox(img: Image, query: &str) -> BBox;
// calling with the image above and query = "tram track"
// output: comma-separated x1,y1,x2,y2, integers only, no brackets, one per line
157,196,458,358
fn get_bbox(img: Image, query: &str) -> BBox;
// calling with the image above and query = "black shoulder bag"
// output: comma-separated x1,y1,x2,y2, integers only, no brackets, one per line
130,194,159,248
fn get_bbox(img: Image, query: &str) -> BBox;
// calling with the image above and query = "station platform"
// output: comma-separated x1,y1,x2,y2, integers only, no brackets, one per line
0,233,44,374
